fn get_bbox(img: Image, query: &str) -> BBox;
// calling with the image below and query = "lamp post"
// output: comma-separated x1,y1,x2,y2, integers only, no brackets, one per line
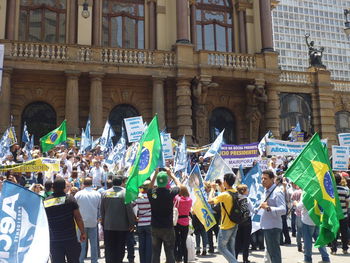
344,9,350,36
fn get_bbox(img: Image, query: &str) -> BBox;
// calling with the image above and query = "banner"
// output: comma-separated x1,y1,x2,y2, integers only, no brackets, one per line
332,146,349,171
220,143,260,168
266,138,328,156
161,133,173,159
124,116,144,142
0,44,4,93
338,133,350,146
0,158,60,173
0,181,50,263
172,139,211,153
205,153,233,181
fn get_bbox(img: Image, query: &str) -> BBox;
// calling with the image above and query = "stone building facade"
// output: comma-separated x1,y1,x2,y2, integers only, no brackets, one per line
0,0,348,147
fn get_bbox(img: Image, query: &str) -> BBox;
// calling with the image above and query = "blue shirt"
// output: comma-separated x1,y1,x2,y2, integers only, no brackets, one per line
259,184,286,230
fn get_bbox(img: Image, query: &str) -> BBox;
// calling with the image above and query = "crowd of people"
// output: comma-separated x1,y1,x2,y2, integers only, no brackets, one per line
0,142,349,263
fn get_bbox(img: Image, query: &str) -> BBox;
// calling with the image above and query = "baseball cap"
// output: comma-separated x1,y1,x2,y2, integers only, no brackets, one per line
157,171,168,188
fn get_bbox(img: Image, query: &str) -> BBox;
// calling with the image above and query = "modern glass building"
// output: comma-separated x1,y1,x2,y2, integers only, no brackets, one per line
272,0,350,80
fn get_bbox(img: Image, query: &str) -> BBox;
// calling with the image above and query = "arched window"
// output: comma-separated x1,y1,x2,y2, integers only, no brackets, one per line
102,0,145,49
21,102,57,144
280,93,313,140
335,111,350,134
19,0,67,43
109,104,139,143
209,107,236,144
195,0,233,52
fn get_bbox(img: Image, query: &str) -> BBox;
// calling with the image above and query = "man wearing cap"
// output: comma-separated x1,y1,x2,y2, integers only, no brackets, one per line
147,168,181,263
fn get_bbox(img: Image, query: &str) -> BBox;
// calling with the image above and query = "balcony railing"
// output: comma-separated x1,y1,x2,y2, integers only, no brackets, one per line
279,71,312,84
332,81,350,92
205,52,257,69
3,41,176,67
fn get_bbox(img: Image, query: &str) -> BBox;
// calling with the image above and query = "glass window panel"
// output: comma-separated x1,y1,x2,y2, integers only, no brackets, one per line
125,17,136,49
102,17,109,46
216,25,226,52
19,10,28,41
196,25,202,50
45,10,57,42
138,21,144,49
29,9,42,42
204,24,215,51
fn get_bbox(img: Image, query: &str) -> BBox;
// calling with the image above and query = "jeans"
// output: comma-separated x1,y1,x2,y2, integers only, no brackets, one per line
251,229,265,250
296,216,303,247
195,227,208,251
174,224,189,263
302,223,330,262
104,230,128,263
218,225,238,263
235,219,252,262
138,225,152,263
263,228,282,263
126,231,136,262
207,223,219,251
79,227,98,263
151,227,175,263
331,217,349,252
50,239,81,263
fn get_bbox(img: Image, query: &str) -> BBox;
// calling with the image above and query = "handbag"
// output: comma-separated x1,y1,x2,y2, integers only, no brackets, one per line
173,197,180,226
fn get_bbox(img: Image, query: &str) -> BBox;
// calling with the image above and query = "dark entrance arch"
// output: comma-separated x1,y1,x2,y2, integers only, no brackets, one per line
21,102,57,145
109,104,139,143
209,107,236,144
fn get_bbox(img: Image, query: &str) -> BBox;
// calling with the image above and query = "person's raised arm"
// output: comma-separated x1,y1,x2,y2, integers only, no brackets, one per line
166,167,181,187
208,182,217,204
149,168,159,189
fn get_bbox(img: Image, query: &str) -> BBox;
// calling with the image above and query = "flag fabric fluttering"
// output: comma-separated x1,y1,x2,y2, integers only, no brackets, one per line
203,129,225,159
0,130,11,160
100,120,116,153
258,130,272,156
205,153,233,182
174,136,187,173
23,134,34,160
242,164,264,233
106,126,127,168
285,133,343,247
125,115,162,203
0,181,50,263
22,123,30,143
39,120,67,153
187,164,216,231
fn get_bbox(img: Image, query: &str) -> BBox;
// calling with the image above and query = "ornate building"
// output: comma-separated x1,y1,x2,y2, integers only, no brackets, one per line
0,0,348,148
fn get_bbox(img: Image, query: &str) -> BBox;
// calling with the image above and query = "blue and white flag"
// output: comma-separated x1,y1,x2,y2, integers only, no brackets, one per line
0,130,12,160
23,135,34,160
258,130,272,156
100,121,116,152
235,164,244,186
85,118,91,141
81,118,92,151
124,142,139,169
22,123,30,143
242,164,264,233
106,126,127,167
203,129,224,159
295,121,301,132
205,153,233,181
0,181,49,263
174,136,187,173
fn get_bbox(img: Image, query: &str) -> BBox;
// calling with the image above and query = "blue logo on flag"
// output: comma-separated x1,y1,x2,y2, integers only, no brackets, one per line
49,133,58,143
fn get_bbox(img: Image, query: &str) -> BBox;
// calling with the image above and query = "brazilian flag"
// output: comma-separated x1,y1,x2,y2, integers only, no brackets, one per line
125,115,162,203
285,133,343,247
40,120,67,153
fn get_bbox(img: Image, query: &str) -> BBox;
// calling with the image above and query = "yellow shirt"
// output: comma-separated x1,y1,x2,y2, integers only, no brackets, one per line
213,189,237,230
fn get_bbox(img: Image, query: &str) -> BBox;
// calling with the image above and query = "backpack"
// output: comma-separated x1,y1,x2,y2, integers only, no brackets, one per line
222,191,250,224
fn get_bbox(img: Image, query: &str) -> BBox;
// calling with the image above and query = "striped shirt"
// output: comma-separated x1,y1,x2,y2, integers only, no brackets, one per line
337,185,350,217
135,193,152,227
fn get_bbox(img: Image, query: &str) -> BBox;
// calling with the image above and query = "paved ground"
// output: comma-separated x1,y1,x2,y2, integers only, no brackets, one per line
84,236,350,263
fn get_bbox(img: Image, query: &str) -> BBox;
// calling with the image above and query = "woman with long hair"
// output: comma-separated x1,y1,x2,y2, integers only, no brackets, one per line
174,185,192,263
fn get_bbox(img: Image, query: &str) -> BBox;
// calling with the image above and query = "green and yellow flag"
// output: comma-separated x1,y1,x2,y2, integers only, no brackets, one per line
285,133,343,247
40,120,67,153
125,115,162,203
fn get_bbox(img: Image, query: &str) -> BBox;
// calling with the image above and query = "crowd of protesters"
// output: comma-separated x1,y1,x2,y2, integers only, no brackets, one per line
0,142,350,263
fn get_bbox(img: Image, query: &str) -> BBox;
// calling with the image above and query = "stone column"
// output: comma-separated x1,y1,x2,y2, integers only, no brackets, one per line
89,72,104,136
238,9,247,53
65,71,80,136
0,68,12,133
152,77,165,129
189,0,197,47
264,85,280,138
6,0,16,40
176,78,192,142
92,0,102,46
176,0,190,43
68,0,77,44
148,0,156,50
259,0,274,52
